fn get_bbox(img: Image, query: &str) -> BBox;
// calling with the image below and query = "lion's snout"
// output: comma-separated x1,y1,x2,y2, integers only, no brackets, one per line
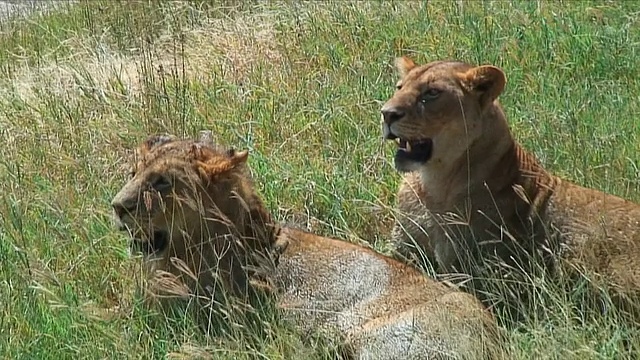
111,188,139,217
381,106,406,126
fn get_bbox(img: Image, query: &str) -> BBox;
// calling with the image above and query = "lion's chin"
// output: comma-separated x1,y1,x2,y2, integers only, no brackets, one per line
393,138,433,172
129,230,169,257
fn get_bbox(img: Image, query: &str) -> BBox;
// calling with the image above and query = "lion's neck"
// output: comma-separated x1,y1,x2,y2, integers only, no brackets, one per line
212,180,280,253
418,105,554,213
236,180,282,252
188,180,281,298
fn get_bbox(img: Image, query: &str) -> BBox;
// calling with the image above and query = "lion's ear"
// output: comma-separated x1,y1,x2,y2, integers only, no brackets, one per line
138,134,176,157
145,134,176,149
462,65,506,106
395,56,416,78
197,148,249,179
229,149,249,166
198,130,215,147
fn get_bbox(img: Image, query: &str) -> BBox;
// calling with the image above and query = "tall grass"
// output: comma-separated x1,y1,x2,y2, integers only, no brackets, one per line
0,1,639,358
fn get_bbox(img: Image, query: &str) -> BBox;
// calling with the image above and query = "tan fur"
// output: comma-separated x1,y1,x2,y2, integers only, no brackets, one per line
111,133,504,359
381,57,640,313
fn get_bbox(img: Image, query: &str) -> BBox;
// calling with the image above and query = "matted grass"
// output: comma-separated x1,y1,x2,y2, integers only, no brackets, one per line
0,1,639,358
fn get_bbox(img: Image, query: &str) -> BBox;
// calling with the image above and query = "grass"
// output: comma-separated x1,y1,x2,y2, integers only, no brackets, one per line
0,0,639,358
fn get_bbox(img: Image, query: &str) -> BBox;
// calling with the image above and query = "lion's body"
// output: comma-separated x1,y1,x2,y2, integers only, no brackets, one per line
111,133,503,359
382,57,640,313
276,227,500,359
393,141,640,291
546,180,640,293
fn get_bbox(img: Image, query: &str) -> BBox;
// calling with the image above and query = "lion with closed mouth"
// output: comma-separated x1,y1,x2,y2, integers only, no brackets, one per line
110,132,504,359
381,56,640,317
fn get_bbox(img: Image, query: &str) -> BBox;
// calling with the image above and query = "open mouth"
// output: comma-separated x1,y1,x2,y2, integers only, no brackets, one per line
388,134,433,166
130,230,169,256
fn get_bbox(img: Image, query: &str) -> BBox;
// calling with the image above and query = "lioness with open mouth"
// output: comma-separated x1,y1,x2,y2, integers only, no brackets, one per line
381,56,640,316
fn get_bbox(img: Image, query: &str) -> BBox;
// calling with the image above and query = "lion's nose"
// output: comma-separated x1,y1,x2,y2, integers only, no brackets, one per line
381,107,405,125
111,199,136,219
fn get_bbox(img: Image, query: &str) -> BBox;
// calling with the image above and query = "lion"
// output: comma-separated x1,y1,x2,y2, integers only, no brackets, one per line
110,132,504,359
380,56,640,316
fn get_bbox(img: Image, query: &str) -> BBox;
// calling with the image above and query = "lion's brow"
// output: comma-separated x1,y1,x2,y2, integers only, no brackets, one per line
415,61,471,78
142,148,193,168
413,60,446,75
404,61,447,83
406,61,473,87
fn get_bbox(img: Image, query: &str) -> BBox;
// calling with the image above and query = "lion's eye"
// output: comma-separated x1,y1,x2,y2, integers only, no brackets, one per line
420,88,441,103
396,84,403,90
151,176,172,191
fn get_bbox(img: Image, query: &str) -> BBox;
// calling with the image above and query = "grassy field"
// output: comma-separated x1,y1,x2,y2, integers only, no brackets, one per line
1,0,640,358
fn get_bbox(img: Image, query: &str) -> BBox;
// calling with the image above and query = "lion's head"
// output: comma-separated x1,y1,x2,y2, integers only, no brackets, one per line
110,132,270,298
380,57,507,173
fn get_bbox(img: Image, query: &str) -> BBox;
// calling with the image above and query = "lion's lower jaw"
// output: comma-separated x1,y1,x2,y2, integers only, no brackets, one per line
393,149,434,173
393,157,426,173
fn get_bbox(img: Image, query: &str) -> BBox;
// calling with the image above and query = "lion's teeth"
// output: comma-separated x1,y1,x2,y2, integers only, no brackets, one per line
406,141,412,152
395,138,401,145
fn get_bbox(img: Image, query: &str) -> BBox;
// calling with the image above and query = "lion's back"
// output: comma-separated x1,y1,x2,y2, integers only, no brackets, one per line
275,228,503,359
547,180,640,292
